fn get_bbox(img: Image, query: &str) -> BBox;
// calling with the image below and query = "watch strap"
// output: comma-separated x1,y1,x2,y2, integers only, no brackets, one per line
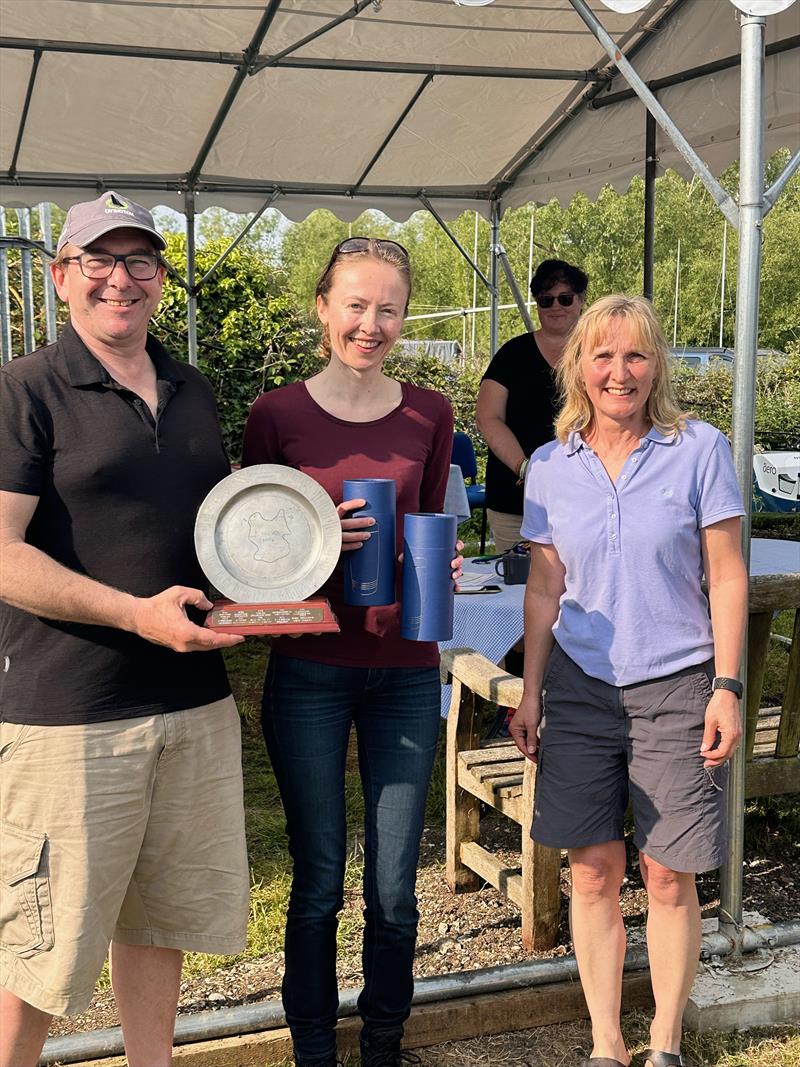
712,676,743,698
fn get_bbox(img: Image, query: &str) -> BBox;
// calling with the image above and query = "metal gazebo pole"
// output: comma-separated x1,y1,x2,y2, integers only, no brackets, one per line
720,10,768,936
185,189,198,368
38,202,57,343
0,207,12,364
16,207,35,353
643,110,657,301
489,200,500,359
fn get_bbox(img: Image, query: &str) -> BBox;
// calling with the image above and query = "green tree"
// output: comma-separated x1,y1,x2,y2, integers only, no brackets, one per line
671,349,800,450
154,234,319,461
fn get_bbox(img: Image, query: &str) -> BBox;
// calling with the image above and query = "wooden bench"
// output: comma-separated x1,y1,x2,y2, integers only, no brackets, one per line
442,570,800,952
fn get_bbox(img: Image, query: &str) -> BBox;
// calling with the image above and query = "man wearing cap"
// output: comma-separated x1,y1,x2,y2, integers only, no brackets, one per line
0,193,250,1067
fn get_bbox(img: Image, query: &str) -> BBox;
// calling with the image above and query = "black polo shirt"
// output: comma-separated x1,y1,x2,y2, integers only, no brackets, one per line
0,322,231,725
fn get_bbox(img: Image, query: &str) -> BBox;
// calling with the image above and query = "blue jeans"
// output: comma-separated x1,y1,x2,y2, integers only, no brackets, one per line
262,653,441,1061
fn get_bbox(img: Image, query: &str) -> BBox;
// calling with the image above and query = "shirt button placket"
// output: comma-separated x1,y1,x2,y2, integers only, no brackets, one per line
608,491,620,554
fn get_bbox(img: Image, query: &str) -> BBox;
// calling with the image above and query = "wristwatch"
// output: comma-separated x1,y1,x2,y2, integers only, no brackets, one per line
712,676,743,698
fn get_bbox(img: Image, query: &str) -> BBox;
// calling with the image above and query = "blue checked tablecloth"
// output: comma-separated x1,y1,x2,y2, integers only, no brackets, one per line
438,539,800,716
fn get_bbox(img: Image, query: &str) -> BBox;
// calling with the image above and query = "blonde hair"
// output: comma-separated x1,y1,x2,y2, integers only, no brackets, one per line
315,238,412,360
554,294,689,443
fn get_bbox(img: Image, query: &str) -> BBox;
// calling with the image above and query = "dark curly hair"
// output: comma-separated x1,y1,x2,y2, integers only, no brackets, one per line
530,258,588,298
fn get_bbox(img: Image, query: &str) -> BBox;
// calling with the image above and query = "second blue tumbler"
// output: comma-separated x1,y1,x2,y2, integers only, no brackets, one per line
342,478,397,606
400,512,458,642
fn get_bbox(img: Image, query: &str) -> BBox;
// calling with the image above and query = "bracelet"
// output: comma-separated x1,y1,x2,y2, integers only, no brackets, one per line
516,457,529,485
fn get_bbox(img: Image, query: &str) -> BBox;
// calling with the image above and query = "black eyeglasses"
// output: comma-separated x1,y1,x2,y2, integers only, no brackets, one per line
535,292,576,308
61,252,161,281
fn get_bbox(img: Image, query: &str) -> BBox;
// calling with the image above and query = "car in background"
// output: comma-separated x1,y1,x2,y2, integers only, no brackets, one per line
670,346,734,370
670,346,788,370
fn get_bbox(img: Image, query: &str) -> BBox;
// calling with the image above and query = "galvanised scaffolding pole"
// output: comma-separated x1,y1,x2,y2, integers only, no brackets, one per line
38,202,57,343
488,200,500,360
643,110,657,301
568,0,739,229
721,10,768,937
185,189,198,368
16,207,35,353
496,245,534,333
0,207,12,363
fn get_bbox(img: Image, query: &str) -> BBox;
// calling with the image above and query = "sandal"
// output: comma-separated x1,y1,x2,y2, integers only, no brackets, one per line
579,1060,629,1067
641,1052,690,1067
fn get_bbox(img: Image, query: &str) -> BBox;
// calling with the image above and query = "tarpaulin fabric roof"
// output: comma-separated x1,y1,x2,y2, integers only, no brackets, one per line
0,0,798,220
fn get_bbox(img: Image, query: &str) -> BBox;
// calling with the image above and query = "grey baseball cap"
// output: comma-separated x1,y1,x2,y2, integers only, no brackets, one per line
56,191,167,253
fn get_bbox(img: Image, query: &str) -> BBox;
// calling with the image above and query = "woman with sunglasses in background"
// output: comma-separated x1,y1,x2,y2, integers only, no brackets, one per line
477,259,589,554
242,238,457,1067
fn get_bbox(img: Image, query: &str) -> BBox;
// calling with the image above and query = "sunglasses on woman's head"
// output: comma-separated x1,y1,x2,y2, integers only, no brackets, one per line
535,292,576,308
335,237,410,259
319,237,410,285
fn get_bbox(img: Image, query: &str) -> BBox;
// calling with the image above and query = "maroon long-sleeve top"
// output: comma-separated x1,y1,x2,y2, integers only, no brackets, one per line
241,380,454,668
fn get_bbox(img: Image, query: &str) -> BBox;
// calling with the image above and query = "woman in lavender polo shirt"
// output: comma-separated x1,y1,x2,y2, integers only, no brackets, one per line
510,296,747,1067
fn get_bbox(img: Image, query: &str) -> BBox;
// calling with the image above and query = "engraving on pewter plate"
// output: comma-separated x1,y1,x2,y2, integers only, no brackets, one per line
248,510,292,563
194,465,342,605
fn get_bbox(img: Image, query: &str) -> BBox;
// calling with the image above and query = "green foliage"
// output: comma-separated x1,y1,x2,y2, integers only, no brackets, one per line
752,512,800,539
383,349,488,543
279,210,399,311
670,348,800,450
384,350,483,445
153,234,320,461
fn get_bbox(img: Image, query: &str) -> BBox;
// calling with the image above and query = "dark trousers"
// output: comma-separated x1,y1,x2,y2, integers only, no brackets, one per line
262,653,441,1061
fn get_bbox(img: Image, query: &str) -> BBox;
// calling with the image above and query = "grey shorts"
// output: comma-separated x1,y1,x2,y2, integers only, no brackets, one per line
532,643,728,873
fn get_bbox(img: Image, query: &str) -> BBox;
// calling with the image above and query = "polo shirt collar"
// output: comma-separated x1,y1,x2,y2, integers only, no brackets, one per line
565,424,676,457
643,426,676,446
565,431,584,456
60,320,186,388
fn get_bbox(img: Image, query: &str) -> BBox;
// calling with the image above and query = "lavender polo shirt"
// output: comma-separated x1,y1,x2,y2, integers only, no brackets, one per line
520,420,745,686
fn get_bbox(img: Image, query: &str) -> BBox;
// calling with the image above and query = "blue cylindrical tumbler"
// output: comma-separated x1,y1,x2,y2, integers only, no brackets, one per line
400,512,458,642
342,478,397,607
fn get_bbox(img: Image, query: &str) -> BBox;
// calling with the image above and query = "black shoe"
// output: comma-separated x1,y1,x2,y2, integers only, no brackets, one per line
295,1057,342,1067
360,1030,421,1067
361,1052,421,1067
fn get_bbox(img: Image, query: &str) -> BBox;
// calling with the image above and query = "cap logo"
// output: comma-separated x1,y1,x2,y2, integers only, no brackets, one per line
106,194,129,210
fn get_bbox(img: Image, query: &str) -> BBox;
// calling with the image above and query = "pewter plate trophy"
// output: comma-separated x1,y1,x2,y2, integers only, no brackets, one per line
194,464,342,636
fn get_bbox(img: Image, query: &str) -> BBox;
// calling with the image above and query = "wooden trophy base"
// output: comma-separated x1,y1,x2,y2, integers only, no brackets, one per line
205,597,340,636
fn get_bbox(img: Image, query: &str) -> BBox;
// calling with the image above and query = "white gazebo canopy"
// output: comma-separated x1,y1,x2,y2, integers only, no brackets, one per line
1,0,797,220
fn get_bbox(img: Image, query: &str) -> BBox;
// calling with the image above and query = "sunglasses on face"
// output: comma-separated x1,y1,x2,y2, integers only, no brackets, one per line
535,292,576,308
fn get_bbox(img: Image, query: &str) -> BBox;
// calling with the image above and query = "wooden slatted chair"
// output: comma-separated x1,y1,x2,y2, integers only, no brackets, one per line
442,570,800,953
744,573,800,796
441,650,561,951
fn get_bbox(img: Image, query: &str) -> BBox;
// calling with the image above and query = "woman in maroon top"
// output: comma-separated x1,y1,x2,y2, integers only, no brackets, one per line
242,238,455,1067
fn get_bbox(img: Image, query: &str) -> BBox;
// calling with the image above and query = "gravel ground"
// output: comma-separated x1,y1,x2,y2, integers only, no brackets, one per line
48,811,800,1041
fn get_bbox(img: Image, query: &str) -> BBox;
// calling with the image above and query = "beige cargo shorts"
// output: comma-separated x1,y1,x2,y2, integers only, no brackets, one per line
0,695,250,1016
